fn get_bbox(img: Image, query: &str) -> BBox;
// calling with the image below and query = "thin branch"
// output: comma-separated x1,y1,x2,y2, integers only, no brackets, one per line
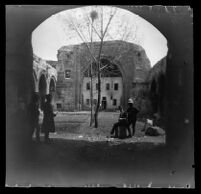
66,17,98,64
102,7,117,39
86,14,102,40
100,64,109,71
101,7,103,37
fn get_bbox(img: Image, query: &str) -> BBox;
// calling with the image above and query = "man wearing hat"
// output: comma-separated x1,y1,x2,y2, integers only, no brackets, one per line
127,98,139,137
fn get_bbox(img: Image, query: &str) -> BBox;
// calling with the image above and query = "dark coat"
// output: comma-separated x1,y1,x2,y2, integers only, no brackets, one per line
118,111,128,126
127,107,139,123
28,102,40,127
41,102,56,133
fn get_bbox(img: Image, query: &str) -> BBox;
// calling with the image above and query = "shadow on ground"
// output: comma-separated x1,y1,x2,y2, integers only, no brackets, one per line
6,135,193,187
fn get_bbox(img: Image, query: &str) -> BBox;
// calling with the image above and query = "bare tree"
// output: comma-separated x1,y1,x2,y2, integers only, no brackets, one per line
58,6,141,127
90,7,117,128
58,8,97,126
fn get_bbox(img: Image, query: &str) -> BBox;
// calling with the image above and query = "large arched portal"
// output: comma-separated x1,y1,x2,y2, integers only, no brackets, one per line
56,40,150,111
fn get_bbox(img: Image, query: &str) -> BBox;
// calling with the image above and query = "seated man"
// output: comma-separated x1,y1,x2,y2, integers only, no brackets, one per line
110,106,132,138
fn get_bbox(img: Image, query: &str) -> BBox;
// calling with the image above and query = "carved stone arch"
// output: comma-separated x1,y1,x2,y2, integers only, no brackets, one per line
38,73,47,110
38,73,47,96
49,76,56,108
49,76,56,94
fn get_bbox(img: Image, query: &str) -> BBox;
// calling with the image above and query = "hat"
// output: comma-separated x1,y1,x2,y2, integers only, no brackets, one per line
128,98,134,104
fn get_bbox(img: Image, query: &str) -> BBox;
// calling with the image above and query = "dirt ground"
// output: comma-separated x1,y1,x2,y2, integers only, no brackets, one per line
6,112,193,187
45,111,166,145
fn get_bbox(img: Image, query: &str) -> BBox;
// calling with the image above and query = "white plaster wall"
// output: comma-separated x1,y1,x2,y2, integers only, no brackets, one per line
82,77,123,109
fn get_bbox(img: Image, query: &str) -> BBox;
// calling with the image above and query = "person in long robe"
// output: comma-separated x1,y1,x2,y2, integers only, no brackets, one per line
28,92,40,142
41,94,57,143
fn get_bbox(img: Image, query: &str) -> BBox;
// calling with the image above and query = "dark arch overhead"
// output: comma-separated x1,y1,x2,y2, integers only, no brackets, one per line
151,79,157,93
6,6,193,185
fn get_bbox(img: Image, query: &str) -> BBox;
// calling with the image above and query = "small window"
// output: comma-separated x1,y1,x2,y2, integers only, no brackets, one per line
102,97,106,100
86,82,90,90
114,83,118,90
66,53,70,59
86,99,90,105
113,99,117,106
138,52,141,57
96,83,98,90
56,103,62,109
106,83,110,90
65,69,71,79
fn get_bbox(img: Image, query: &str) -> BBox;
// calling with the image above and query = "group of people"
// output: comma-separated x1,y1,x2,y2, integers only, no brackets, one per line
13,93,138,143
28,93,57,143
29,94,138,142
110,98,139,139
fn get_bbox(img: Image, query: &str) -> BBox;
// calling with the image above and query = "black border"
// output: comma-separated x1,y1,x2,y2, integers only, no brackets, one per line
3,2,199,191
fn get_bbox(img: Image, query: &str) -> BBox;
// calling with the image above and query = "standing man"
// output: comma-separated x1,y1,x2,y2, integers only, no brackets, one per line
28,93,40,142
127,98,139,137
41,94,57,143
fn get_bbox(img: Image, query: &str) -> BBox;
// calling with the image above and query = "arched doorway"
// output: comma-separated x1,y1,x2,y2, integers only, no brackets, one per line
49,77,56,109
38,74,47,110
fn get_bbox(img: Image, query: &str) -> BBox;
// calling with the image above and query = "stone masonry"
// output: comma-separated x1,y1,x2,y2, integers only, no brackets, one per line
55,40,151,111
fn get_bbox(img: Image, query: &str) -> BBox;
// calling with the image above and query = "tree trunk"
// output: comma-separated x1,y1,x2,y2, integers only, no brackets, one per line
89,21,94,126
89,61,94,126
94,60,101,128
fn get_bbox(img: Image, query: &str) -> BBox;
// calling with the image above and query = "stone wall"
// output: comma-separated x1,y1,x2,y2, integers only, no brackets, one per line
56,40,151,111
146,57,167,117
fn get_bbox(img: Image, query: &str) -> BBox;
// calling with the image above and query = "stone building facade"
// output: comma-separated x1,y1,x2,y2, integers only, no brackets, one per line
82,77,123,110
55,40,151,111
147,57,167,117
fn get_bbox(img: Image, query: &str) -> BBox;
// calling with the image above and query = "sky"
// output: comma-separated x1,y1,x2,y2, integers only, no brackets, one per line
32,6,168,67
